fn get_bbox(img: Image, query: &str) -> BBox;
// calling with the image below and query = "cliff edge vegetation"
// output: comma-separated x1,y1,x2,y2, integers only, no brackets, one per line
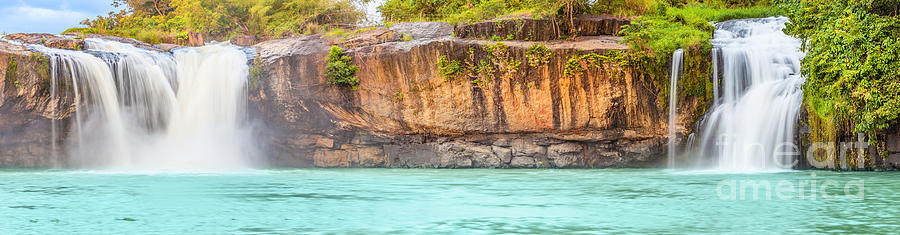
63,0,365,44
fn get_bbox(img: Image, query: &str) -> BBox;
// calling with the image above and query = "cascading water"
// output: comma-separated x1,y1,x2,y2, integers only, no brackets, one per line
668,49,684,168
688,17,805,172
33,38,258,171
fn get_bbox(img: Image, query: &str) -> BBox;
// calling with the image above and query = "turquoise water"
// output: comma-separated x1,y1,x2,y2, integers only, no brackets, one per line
1,169,898,234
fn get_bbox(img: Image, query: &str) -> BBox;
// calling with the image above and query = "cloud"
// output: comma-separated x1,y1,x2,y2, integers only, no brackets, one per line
0,1,111,34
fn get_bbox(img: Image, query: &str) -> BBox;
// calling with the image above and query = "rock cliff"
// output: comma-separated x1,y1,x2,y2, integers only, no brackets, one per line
0,41,75,166
250,22,691,168
0,19,704,168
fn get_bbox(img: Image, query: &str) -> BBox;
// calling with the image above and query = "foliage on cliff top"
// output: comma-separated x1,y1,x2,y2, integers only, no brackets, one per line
779,0,900,133
379,0,657,24
65,0,364,44
325,46,360,89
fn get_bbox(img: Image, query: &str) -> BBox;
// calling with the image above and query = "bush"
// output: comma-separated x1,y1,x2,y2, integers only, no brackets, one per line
437,55,463,81
780,0,900,132
324,46,360,89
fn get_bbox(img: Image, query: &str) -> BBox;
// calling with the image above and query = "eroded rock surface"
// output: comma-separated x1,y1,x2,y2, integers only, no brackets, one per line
4,33,84,50
0,41,75,166
251,30,679,168
454,15,630,41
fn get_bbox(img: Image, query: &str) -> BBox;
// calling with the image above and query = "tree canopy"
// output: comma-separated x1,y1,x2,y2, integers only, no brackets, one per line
780,0,900,132
66,0,364,43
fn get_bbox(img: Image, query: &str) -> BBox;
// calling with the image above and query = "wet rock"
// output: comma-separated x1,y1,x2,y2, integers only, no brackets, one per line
548,143,583,167
389,22,453,40
87,34,163,52
341,29,400,48
492,146,512,164
510,156,536,168
154,44,182,51
231,35,256,47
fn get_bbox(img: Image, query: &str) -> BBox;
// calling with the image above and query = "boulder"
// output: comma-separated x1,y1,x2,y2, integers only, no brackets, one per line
388,22,453,40
231,35,256,47
43,38,83,50
510,156,536,168
341,29,400,48
188,32,204,47
548,143,583,167
154,43,182,52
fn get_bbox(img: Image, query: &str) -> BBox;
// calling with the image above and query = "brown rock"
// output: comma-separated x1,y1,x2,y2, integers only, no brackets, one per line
43,38,84,50
154,43,182,52
315,137,335,148
231,35,256,47
356,146,385,167
188,32,204,47
4,33,56,44
340,29,400,48
314,149,350,167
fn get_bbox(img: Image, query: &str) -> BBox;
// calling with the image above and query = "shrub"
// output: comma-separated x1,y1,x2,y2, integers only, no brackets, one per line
525,43,551,67
437,55,463,81
324,46,360,89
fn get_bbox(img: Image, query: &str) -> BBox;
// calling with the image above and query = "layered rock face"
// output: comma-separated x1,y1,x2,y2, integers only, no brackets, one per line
0,42,74,166
454,15,630,41
0,19,700,168
251,22,682,168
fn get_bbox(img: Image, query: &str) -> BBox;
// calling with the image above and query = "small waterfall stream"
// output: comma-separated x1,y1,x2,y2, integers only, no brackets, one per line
667,49,684,168
33,39,257,170
681,17,805,171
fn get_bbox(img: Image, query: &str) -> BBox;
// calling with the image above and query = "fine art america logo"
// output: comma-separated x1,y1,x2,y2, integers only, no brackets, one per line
716,173,865,200
713,135,872,201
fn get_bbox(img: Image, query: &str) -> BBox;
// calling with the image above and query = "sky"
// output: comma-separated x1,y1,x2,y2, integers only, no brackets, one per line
0,0,119,34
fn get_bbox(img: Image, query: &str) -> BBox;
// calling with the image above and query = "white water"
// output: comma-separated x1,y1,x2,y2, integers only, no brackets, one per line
34,39,257,171
688,17,805,172
667,49,684,168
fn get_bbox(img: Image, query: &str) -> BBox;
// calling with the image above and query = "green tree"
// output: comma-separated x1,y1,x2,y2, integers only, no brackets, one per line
780,0,900,132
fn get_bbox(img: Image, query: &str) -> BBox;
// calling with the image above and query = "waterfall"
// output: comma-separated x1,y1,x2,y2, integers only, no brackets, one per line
690,17,804,171
667,49,684,168
33,39,257,170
